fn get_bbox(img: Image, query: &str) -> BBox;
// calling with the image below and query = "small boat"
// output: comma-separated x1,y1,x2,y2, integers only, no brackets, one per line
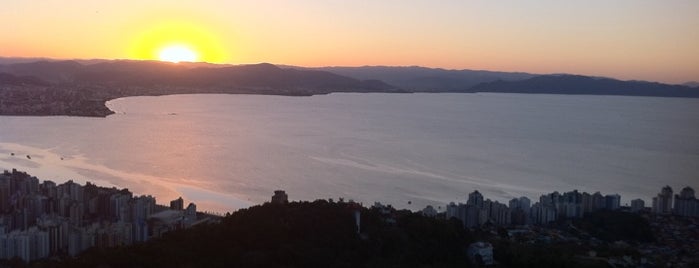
26,155,31,159
9,153,14,156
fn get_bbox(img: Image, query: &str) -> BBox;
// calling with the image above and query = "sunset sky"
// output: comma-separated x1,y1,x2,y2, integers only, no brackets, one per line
1,0,697,84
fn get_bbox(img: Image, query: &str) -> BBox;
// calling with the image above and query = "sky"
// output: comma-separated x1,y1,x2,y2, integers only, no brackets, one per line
0,0,697,84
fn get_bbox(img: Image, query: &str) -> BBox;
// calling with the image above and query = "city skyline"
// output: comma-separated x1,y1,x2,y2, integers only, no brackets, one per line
2,167,697,262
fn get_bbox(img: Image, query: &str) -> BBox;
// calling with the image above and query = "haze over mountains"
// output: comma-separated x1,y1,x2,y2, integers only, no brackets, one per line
306,66,535,92
2,57,696,94
469,75,699,98
683,81,699,88
1,58,698,117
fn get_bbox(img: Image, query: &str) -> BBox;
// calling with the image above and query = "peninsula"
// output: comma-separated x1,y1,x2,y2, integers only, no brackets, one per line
1,59,698,117
0,60,402,117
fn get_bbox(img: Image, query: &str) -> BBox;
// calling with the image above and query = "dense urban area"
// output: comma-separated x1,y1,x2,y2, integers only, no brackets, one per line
0,168,697,267
0,169,218,263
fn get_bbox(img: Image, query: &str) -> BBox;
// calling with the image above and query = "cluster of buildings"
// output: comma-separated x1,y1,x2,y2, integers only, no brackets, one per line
445,189,617,228
440,186,698,267
0,169,209,262
651,185,699,217
443,185,698,229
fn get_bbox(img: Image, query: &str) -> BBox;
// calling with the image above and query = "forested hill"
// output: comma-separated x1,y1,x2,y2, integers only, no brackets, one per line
42,201,472,267
13,199,655,267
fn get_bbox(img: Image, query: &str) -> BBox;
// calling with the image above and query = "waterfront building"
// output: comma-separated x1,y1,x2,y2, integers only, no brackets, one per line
131,195,156,242
170,197,184,210
518,196,531,213
674,187,698,217
652,186,673,214
591,192,605,211
605,194,621,210
110,193,131,222
445,202,459,220
446,200,487,228
185,203,197,222
465,205,481,228
0,169,215,261
630,199,645,212
509,198,519,211
483,199,510,226
0,227,50,262
448,203,468,228
530,202,556,224
581,192,593,213
509,196,531,214
0,177,11,213
69,202,84,226
467,190,484,208
558,190,583,218
539,192,555,207
509,197,530,224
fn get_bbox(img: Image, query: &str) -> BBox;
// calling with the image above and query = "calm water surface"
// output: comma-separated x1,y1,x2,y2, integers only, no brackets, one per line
1,93,697,212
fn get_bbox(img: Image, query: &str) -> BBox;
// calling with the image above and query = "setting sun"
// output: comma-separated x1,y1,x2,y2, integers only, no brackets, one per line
159,45,197,63
126,19,229,64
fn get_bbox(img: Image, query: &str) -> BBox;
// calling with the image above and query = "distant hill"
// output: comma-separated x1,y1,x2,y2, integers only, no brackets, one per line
301,66,535,92
0,56,54,65
0,60,400,93
2,59,698,117
0,60,403,117
469,75,699,98
0,60,84,83
309,66,698,98
0,72,49,86
683,81,699,88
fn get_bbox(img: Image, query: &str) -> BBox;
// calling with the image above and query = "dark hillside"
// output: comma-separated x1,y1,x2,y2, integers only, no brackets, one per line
469,75,699,98
48,201,472,267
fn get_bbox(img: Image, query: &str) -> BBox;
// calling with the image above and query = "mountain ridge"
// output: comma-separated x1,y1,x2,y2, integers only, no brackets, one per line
1,58,697,117
468,75,699,98
683,81,699,88
299,65,536,91
0,60,403,117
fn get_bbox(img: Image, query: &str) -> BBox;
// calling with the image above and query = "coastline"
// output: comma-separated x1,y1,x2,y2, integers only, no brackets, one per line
1,87,697,118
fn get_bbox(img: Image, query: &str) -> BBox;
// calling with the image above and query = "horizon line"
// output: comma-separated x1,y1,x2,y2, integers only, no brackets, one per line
1,55,697,86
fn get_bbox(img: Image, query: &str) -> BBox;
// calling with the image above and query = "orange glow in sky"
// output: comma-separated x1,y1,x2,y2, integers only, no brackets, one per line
127,19,228,63
0,0,698,83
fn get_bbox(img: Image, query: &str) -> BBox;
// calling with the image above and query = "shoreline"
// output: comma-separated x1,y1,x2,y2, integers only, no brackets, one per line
3,90,699,118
